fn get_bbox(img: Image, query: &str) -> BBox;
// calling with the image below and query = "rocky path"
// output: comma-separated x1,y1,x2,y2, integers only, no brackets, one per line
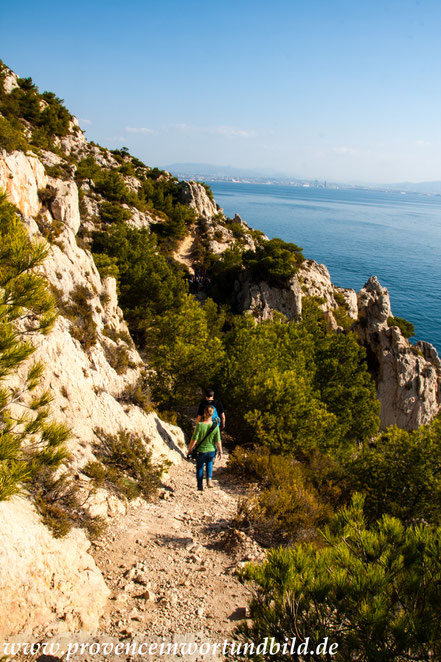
10,451,263,661
82,451,263,660
173,232,196,272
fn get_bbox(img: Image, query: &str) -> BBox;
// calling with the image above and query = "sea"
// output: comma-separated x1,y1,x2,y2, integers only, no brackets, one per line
210,182,441,354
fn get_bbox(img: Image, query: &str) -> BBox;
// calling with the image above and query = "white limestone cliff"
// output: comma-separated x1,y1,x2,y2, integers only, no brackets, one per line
0,148,186,639
354,276,441,429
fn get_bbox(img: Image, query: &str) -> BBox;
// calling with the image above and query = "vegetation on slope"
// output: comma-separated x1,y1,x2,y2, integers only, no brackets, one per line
3,60,439,654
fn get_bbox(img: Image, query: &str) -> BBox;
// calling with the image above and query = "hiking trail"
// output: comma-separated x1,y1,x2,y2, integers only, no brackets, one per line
27,448,264,661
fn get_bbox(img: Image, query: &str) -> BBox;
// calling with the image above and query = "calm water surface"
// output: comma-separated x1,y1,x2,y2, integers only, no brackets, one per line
210,182,441,353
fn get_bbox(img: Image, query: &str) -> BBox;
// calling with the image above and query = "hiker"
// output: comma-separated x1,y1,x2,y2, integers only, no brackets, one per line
196,389,225,431
187,405,222,490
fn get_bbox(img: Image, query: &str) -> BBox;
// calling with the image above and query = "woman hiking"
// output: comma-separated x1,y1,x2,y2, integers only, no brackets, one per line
187,405,222,491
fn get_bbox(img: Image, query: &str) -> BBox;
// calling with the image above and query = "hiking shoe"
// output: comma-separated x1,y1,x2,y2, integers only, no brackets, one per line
207,479,214,488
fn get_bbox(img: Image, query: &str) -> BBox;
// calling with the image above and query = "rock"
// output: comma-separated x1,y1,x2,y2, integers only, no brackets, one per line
139,589,156,602
2,66,19,93
0,497,110,638
48,177,81,235
179,181,218,220
355,276,441,429
0,150,47,217
235,272,302,321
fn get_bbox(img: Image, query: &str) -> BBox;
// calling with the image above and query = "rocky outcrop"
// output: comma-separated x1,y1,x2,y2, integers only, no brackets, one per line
48,177,81,234
179,181,219,220
0,149,47,217
0,497,109,638
298,260,358,319
355,276,441,429
234,259,358,324
234,272,302,320
1,64,19,93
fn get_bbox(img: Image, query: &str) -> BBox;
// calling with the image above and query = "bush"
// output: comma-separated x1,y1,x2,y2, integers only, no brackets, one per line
94,169,138,206
29,468,106,539
75,156,103,182
243,237,304,286
61,284,97,350
348,416,441,525
0,116,28,152
84,429,170,500
387,315,415,338
99,201,132,224
237,494,441,661
229,447,332,545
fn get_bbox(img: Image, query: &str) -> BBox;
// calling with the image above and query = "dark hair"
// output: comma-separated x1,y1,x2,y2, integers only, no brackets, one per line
205,388,214,398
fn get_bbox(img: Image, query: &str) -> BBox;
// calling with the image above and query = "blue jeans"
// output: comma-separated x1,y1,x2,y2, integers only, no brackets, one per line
196,451,216,490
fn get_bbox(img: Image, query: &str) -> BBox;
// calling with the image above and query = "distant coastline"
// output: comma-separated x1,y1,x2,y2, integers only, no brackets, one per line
164,163,441,197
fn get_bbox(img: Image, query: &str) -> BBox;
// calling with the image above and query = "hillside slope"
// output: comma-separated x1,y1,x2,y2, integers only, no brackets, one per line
1,59,440,644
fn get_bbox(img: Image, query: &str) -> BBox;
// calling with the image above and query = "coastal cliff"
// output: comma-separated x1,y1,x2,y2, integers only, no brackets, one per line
1,60,440,644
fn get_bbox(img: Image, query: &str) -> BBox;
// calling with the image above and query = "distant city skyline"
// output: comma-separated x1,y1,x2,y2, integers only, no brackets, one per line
2,0,440,183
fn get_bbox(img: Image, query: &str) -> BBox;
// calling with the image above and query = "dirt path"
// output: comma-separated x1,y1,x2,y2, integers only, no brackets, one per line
173,232,196,272
82,451,263,660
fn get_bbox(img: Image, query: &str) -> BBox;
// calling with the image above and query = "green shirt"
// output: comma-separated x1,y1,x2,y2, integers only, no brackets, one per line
192,422,220,453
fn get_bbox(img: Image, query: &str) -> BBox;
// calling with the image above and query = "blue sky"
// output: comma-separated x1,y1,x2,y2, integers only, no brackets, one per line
2,0,440,182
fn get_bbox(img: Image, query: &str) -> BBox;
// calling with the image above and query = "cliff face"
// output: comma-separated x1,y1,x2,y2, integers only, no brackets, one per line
0,95,186,635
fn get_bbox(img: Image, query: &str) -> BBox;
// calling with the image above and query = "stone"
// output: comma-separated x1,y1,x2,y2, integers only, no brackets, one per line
179,181,218,220
48,177,81,235
235,272,302,321
0,497,110,638
354,276,441,429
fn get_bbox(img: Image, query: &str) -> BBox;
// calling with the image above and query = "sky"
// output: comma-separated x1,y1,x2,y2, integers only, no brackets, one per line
1,0,440,183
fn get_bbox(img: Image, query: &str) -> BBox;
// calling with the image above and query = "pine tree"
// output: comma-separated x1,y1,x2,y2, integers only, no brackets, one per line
0,192,69,500
237,494,441,661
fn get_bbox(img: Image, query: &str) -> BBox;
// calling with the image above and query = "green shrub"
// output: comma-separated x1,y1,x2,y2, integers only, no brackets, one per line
93,253,119,279
0,116,28,152
243,237,304,286
387,315,415,338
84,429,170,500
29,468,106,539
0,193,69,501
75,156,103,182
94,169,137,206
99,201,132,224
45,163,72,181
61,284,97,350
348,416,441,525
237,494,441,661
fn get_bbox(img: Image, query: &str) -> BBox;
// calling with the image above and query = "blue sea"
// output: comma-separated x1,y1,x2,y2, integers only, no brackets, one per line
210,182,441,354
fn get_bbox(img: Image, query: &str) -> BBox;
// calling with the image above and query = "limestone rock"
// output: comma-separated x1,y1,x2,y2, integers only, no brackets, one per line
2,66,19,93
0,497,110,638
355,276,441,429
179,181,218,220
0,150,46,217
297,260,358,319
235,272,302,321
48,177,81,235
